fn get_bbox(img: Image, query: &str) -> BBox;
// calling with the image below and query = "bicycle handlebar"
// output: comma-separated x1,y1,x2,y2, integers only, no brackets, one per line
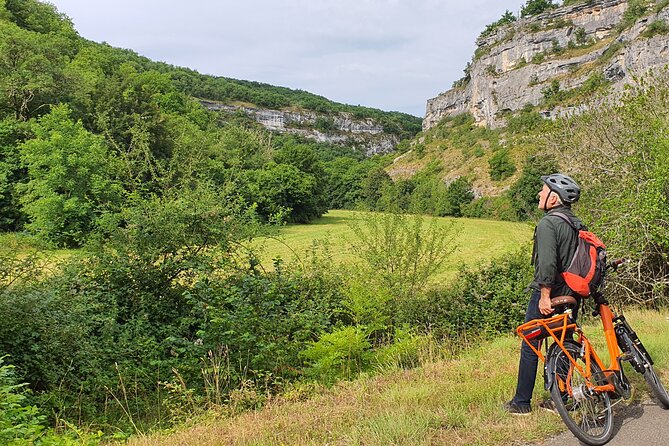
607,258,629,272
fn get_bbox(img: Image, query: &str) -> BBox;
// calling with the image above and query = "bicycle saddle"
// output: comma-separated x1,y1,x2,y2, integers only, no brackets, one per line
551,295,578,310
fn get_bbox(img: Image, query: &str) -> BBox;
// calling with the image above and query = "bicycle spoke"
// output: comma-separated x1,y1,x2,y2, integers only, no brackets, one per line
549,342,613,445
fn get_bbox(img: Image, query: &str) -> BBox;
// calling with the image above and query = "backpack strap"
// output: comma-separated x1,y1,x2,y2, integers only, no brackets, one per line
550,211,579,231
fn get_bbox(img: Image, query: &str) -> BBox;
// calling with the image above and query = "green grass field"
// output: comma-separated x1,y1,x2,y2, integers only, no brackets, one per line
255,209,533,284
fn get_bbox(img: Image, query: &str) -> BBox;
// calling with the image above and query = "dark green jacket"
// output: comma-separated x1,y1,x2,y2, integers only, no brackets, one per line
529,206,584,297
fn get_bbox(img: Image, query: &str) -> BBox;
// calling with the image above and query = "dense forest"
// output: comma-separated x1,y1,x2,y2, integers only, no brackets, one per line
1,0,668,444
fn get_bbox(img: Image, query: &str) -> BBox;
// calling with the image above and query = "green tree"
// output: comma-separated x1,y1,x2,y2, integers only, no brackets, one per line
521,0,557,17
545,71,669,305
444,177,475,217
323,157,368,209
243,163,323,223
0,118,29,230
0,21,70,120
18,104,123,246
360,167,393,210
488,149,516,181
507,153,558,220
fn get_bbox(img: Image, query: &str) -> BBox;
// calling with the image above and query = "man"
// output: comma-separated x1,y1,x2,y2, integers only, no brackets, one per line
505,173,583,415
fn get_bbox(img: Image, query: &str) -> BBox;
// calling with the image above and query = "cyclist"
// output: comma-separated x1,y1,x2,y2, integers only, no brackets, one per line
505,173,583,415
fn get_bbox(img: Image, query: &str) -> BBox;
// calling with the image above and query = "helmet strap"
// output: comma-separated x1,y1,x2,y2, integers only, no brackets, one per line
542,190,552,211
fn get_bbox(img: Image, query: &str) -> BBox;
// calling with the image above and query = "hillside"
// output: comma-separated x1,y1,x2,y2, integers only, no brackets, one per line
424,0,669,129
0,0,420,156
385,0,669,204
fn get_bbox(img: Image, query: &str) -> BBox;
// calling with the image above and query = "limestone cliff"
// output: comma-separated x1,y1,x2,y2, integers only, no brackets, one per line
424,0,669,129
201,101,399,156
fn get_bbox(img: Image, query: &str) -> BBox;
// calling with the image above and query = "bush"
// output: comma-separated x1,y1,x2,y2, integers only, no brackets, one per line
402,249,533,339
199,259,347,385
0,357,46,444
620,0,648,29
348,211,459,301
521,0,557,18
461,195,518,221
300,326,372,383
488,149,516,181
643,20,669,38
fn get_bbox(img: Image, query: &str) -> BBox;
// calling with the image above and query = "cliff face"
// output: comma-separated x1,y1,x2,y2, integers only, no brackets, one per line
201,101,399,156
424,0,669,129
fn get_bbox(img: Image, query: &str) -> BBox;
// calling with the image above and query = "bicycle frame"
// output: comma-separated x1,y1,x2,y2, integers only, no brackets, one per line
516,302,622,395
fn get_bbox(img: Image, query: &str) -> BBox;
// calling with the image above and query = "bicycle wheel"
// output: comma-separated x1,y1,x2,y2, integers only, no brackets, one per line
630,342,669,409
618,327,669,409
643,361,669,409
548,342,614,446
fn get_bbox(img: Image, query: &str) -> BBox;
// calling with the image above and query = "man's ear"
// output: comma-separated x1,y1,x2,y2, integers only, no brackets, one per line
549,193,559,207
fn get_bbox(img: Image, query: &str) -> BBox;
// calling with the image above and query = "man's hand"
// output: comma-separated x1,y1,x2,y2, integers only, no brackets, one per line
539,286,554,316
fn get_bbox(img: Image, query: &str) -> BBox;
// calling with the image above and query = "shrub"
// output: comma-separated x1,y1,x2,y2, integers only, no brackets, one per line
620,0,648,29
461,195,518,221
348,211,459,301
521,0,557,18
0,357,46,444
300,326,372,383
643,20,669,38
506,108,545,133
403,249,533,338
478,10,517,40
199,255,347,385
488,149,516,181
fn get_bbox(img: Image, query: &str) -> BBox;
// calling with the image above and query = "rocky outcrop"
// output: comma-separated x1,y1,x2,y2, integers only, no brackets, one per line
424,0,669,129
201,101,398,156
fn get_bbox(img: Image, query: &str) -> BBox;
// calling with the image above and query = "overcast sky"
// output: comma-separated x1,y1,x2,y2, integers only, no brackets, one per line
49,0,524,117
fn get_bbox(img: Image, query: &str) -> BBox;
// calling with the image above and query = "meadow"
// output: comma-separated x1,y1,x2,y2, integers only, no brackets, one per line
255,209,533,283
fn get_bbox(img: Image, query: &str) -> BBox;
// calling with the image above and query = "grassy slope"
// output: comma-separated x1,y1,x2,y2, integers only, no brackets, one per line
255,209,533,284
127,310,669,446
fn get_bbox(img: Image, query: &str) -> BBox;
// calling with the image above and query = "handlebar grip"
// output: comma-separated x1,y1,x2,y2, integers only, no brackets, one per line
607,258,629,270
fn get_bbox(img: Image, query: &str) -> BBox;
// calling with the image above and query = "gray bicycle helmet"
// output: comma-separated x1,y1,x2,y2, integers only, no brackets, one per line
541,173,580,204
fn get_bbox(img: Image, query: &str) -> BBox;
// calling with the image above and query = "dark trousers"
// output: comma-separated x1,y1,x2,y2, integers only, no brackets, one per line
512,289,580,407
512,290,544,408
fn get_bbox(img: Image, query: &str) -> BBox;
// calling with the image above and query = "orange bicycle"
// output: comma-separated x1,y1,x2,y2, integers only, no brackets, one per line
517,259,669,445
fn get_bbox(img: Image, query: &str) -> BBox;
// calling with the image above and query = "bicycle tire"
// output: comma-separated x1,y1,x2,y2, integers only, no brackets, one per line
643,361,669,409
618,327,669,409
548,342,614,446
630,342,669,409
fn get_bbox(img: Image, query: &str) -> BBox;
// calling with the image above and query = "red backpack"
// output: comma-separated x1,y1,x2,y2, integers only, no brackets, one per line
552,212,607,297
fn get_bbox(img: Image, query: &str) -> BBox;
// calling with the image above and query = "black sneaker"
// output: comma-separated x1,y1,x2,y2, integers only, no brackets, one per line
538,399,557,414
504,400,531,415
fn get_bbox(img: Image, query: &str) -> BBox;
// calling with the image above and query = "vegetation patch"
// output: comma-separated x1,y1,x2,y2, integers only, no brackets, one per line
125,310,669,446
643,19,669,38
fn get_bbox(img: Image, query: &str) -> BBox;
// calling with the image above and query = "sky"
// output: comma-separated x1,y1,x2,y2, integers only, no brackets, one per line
49,0,524,117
